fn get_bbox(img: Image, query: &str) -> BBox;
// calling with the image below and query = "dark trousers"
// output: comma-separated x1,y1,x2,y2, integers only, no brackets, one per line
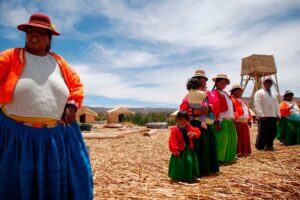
255,117,277,150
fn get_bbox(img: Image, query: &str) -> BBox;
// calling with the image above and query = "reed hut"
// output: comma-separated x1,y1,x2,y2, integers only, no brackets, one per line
240,54,280,109
169,109,179,120
107,107,135,123
76,105,98,123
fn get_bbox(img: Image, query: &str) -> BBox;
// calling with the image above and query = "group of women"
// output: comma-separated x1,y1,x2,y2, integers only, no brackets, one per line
169,70,253,182
169,69,299,182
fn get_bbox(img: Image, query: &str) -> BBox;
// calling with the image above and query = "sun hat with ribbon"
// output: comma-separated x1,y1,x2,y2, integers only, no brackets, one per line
17,12,60,36
192,69,208,81
212,73,230,85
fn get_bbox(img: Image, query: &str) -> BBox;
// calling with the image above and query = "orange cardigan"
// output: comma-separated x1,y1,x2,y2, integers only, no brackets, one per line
231,96,252,122
280,101,300,117
0,48,84,108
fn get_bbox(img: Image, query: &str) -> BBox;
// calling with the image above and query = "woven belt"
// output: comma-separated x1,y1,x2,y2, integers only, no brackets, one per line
14,120,64,128
238,118,249,123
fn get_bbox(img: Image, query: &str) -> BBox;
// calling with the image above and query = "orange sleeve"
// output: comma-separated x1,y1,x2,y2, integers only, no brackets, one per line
280,101,290,117
169,127,180,154
187,123,201,139
0,48,14,82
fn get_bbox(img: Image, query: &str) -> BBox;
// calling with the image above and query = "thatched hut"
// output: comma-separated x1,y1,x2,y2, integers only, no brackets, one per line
169,109,179,120
241,54,277,76
76,105,98,123
107,107,135,123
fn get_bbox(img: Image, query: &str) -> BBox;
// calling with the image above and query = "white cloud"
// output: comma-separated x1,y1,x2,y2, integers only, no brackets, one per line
1,0,300,107
87,43,158,68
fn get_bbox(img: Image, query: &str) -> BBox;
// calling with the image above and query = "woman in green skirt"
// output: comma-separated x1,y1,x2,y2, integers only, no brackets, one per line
168,111,200,182
277,90,300,145
180,69,219,176
211,74,238,163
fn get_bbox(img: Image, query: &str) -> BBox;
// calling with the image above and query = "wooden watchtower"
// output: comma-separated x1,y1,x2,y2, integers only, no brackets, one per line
240,54,280,109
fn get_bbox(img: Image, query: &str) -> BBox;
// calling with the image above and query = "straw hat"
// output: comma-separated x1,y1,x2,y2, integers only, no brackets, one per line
192,69,208,81
212,74,230,85
17,12,60,36
230,84,242,91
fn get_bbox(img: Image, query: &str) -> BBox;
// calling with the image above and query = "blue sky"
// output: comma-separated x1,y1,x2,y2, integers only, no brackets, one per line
1,0,300,108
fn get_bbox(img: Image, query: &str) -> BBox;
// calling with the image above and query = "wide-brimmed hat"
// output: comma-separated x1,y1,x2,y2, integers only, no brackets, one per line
284,90,294,97
17,12,60,36
212,74,230,85
230,84,242,91
192,69,208,81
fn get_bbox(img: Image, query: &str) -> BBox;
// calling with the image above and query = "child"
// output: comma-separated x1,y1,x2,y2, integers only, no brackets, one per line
186,77,209,129
168,110,201,182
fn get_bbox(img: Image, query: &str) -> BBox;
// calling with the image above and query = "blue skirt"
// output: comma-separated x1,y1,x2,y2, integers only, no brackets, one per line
0,110,93,200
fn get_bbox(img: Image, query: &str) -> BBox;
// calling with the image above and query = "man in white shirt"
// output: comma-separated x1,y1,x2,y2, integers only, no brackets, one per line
254,77,280,150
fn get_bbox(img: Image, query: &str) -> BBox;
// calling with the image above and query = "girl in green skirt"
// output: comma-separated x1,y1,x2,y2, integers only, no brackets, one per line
168,111,201,182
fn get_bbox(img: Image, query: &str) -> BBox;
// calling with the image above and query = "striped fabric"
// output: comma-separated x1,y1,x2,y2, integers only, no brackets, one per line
0,110,93,200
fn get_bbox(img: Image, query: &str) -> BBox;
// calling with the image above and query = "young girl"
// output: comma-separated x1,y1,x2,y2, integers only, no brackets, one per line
168,110,201,182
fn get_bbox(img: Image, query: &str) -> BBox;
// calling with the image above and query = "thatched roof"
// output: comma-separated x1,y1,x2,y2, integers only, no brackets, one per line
107,106,135,115
77,105,98,116
170,109,179,116
241,54,277,76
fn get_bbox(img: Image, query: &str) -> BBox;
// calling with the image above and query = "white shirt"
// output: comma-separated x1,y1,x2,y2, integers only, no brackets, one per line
5,52,69,119
286,101,300,115
238,98,249,119
254,88,280,118
218,90,235,121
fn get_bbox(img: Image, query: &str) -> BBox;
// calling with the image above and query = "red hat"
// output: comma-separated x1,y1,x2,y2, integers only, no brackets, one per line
17,12,60,36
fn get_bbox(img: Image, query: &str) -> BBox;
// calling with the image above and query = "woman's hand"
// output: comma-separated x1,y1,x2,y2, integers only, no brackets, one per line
62,105,77,124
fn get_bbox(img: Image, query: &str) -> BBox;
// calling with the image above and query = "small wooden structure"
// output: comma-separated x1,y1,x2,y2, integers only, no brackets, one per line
76,105,98,123
240,54,280,109
107,107,135,123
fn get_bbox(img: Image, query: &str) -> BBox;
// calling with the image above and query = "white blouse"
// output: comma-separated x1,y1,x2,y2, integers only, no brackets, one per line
5,51,69,119
218,90,235,121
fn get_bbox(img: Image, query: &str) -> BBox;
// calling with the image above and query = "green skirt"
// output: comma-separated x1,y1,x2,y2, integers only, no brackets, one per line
215,119,238,163
277,115,300,145
192,121,219,176
168,147,199,182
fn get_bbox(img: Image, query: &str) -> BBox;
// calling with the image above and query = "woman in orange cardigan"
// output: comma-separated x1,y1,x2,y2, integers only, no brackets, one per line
230,84,252,157
277,90,300,145
168,110,201,182
0,13,93,199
